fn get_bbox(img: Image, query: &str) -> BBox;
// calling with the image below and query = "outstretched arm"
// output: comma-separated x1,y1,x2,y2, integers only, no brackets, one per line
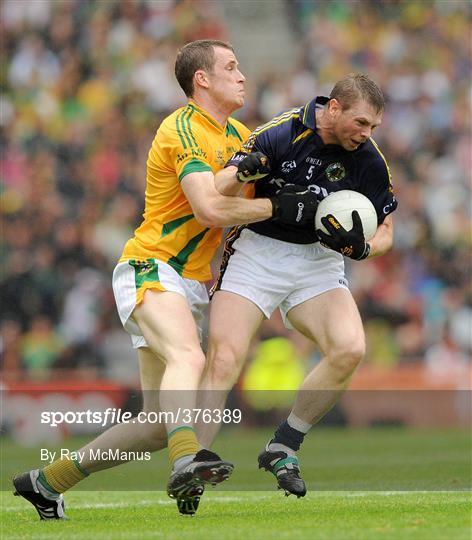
182,170,318,230
182,170,272,228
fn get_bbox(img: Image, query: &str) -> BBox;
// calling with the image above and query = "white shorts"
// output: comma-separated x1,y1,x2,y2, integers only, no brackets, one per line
112,259,209,349
214,228,349,328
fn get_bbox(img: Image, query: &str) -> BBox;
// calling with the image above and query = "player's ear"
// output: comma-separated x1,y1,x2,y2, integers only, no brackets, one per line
194,70,210,90
328,99,342,117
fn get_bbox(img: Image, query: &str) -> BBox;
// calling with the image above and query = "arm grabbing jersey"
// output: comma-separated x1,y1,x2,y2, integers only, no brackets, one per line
225,98,398,245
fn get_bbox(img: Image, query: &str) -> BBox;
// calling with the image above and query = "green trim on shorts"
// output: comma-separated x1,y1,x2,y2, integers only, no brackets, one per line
128,259,159,289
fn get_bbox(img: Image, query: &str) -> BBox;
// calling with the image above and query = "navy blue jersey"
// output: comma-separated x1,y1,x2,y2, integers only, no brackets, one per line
226,96,398,244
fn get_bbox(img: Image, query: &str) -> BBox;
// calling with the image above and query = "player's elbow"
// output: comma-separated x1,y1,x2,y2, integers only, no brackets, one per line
193,207,223,229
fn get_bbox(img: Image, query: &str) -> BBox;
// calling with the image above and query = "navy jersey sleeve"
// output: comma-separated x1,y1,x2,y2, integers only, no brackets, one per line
225,123,278,169
360,146,398,224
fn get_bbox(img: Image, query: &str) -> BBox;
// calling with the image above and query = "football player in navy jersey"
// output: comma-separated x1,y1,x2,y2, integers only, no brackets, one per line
200,74,398,497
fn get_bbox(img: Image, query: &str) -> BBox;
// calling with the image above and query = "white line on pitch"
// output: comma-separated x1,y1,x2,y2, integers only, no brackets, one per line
3,490,470,512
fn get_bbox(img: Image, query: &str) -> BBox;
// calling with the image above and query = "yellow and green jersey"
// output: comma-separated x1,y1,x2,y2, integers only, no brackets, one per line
120,101,250,282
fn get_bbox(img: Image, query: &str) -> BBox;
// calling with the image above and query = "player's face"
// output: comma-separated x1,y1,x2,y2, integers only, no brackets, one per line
331,99,382,151
206,47,246,112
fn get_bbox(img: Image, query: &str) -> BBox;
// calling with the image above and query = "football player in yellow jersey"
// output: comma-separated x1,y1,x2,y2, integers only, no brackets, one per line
13,39,318,518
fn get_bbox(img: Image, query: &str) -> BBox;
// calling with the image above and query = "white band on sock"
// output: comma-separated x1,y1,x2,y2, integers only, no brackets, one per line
172,454,195,473
287,412,312,434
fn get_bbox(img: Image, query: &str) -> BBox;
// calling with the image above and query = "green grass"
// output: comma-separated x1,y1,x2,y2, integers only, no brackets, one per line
1,428,471,539
2,491,471,540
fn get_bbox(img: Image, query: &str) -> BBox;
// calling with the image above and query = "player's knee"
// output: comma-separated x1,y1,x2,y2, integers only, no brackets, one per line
208,342,242,389
329,338,365,376
168,346,206,375
185,349,206,375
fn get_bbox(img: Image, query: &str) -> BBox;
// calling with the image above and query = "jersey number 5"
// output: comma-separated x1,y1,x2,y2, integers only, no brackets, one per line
306,165,315,180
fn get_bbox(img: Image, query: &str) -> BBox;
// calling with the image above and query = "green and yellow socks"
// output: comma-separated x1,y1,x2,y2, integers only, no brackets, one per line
168,426,199,471
37,458,89,497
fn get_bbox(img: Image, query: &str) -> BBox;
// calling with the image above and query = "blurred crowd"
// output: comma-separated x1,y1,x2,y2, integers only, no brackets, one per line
1,0,470,384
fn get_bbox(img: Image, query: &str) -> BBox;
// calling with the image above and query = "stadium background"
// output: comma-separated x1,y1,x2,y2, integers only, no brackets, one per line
1,0,470,434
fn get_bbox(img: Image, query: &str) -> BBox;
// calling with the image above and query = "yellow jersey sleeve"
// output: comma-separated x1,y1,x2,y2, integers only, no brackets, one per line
151,110,213,184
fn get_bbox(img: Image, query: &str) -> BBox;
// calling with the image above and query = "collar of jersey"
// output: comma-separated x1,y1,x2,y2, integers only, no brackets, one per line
299,96,329,130
187,100,225,132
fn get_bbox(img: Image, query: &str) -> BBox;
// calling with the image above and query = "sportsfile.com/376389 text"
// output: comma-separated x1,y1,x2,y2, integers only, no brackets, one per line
40,408,242,428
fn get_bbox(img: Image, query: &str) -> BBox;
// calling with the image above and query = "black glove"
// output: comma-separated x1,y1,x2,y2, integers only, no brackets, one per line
236,152,271,182
316,210,371,260
270,184,318,227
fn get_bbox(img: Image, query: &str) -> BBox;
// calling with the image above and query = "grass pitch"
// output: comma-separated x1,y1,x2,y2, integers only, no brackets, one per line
1,427,471,539
2,490,471,540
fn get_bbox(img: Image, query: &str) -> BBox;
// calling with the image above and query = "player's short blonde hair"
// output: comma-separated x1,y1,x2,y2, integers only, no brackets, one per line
175,39,234,97
330,73,385,113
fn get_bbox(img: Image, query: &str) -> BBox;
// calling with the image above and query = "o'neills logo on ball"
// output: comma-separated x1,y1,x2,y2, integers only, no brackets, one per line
325,162,346,182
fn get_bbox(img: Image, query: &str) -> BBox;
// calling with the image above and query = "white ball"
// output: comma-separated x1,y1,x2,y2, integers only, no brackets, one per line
315,190,378,241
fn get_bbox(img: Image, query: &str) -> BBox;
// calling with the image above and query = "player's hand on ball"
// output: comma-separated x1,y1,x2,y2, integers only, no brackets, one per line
236,152,270,182
317,210,371,260
271,184,318,227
